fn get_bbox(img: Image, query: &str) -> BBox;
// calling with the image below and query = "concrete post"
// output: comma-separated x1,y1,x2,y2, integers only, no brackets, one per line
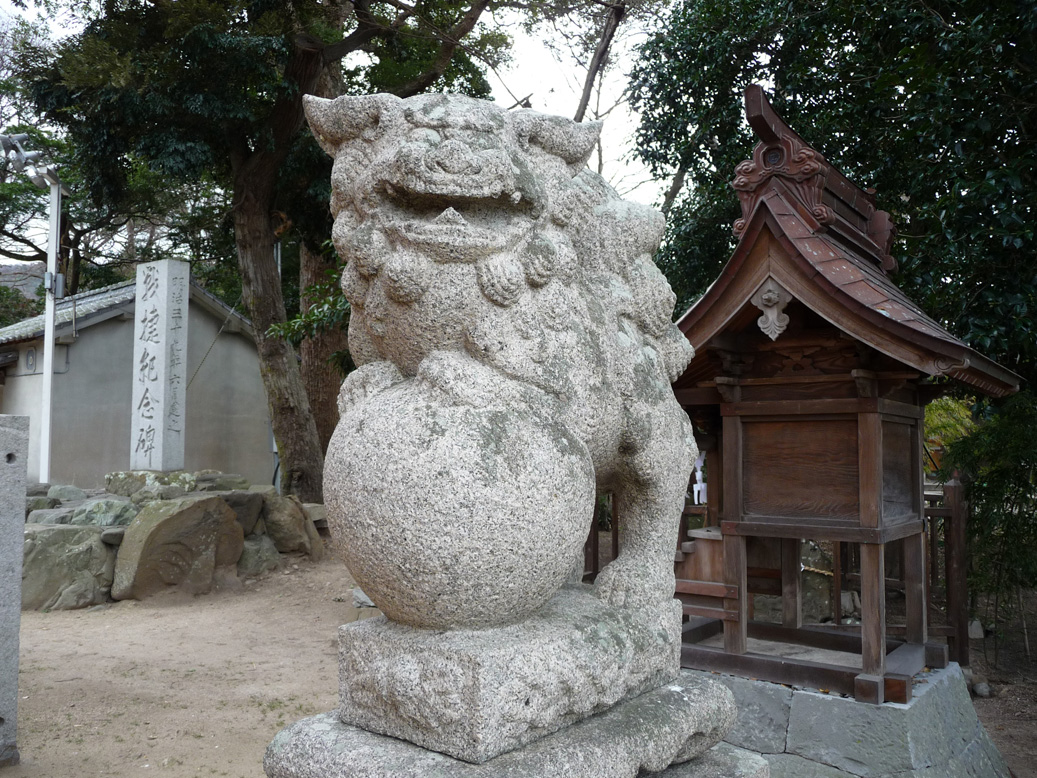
0,415,28,767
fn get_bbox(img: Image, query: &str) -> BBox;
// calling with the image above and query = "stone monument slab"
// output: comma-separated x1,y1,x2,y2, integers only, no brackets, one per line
338,585,682,763
0,415,28,766
130,259,189,471
268,672,736,778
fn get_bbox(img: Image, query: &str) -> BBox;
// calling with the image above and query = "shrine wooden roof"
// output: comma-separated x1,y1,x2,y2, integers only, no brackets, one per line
676,86,1020,399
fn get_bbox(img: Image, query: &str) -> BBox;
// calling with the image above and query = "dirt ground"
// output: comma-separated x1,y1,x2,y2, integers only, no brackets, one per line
6,558,1037,777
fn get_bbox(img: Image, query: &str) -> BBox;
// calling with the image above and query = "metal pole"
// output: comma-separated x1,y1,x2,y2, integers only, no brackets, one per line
38,178,61,484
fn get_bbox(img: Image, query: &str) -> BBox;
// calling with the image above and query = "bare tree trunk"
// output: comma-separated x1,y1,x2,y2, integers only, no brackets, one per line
228,37,326,502
233,173,325,502
299,241,347,454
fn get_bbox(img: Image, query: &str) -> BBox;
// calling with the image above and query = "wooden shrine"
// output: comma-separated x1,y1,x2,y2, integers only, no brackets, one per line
672,86,1020,703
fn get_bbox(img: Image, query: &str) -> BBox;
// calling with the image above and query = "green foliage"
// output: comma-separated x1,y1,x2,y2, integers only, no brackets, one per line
0,284,42,326
630,0,1037,387
941,391,1037,624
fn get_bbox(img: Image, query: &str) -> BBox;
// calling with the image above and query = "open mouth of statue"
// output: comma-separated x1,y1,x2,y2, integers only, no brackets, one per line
380,186,533,260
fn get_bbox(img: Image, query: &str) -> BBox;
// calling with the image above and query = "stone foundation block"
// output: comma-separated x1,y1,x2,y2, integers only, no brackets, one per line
338,584,682,763
267,672,736,778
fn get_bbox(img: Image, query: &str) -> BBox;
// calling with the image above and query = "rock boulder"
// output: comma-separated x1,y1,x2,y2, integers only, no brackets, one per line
262,494,323,559
22,524,116,610
69,499,139,527
111,495,244,600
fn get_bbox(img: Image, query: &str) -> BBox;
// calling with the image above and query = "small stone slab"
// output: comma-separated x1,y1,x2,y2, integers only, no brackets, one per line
266,673,735,778
338,585,683,763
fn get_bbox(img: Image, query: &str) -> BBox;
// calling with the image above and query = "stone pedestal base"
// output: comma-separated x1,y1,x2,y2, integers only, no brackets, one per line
338,584,683,763
265,672,741,778
685,664,1009,777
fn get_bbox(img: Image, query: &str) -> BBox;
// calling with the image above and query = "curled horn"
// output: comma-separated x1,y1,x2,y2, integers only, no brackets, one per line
304,93,402,156
511,111,602,172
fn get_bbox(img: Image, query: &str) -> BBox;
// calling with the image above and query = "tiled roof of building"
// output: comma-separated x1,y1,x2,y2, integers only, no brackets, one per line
0,277,252,346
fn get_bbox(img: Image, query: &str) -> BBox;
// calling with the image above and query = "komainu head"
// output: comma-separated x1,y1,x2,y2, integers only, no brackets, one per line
304,92,692,385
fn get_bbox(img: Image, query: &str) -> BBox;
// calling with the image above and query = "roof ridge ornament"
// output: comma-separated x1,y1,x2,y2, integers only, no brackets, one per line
731,85,898,274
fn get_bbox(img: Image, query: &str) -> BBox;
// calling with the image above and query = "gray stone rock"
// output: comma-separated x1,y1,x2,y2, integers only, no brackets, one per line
215,490,264,535
213,473,251,491
69,499,139,527
237,534,282,578
249,484,278,496
266,672,734,777
100,526,126,546
130,483,187,504
766,754,852,777
352,587,375,609
682,670,792,754
105,469,197,498
968,619,985,639
25,496,59,517
262,494,321,557
26,507,75,525
972,682,992,698
22,524,115,610
338,586,683,763
786,665,998,777
660,744,770,777
47,484,86,501
111,494,244,600
25,483,50,497
302,503,327,531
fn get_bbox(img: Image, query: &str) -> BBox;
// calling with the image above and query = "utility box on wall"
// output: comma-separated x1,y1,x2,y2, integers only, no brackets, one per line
673,86,1020,703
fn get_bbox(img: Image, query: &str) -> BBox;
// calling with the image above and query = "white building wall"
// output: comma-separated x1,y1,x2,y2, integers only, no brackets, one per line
0,301,276,487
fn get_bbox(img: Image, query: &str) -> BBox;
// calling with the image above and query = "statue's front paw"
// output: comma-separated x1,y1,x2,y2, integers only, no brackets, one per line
338,361,404,417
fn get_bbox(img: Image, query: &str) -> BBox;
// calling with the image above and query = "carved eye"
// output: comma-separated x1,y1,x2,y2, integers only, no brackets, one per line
764,147,784,167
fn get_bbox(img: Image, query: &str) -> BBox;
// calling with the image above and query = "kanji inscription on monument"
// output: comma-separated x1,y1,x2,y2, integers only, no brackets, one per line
130,259,189,471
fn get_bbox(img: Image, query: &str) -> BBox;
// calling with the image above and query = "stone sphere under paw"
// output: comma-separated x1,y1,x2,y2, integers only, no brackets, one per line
324,377,595,629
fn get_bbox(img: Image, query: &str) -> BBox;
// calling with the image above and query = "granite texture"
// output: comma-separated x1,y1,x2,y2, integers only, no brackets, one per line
0,416,27,766
306,93,697,628
338,585,683,763
267,672,735,777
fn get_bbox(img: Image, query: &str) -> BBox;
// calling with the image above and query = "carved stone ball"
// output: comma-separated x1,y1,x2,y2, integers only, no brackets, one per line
324,371,595,630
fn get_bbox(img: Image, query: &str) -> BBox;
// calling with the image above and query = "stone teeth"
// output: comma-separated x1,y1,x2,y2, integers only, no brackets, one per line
434,207,467,225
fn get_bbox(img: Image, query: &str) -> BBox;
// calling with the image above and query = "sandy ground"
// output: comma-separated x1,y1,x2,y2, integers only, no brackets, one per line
6,556,1036,778
8,556,376,778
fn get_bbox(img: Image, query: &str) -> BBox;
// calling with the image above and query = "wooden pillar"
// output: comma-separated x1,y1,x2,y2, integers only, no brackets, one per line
781,538,802,628
944,477,969,667
903,532,927,646
724,534,748,653
721,411,747,654
857,542,886,703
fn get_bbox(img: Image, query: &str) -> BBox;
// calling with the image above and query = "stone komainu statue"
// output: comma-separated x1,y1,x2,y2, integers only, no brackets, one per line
305,93,697,629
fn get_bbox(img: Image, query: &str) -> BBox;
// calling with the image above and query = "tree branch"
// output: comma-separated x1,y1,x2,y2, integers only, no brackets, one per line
390,0,494,98
573,1,625,122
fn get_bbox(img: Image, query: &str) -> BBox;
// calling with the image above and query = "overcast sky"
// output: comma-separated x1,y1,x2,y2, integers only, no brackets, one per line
0,2,662,207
